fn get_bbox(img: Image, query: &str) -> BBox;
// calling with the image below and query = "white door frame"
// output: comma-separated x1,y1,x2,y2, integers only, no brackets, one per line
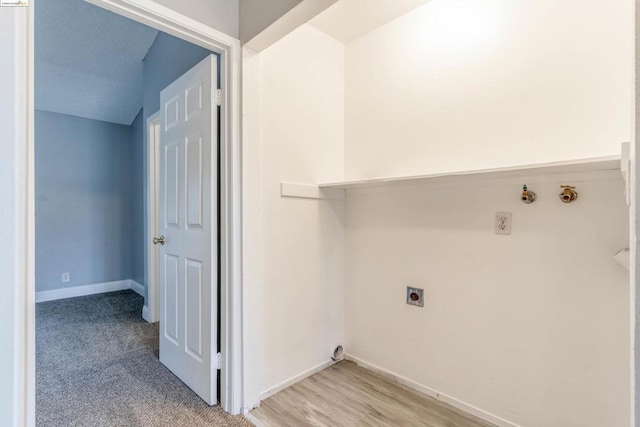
15,0,244,421
145,111,161,323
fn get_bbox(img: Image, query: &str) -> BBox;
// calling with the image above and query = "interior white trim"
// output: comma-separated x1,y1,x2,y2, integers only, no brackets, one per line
259,359,336,401
15,0,245,418
141,305,151,322
344,354,520,427
129,280,145,297
243,412,263,426
35,280,132,303
146,111,160,324
13,6,35,426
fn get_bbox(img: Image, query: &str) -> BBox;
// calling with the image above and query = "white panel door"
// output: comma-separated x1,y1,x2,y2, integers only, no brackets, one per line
158,54,218,405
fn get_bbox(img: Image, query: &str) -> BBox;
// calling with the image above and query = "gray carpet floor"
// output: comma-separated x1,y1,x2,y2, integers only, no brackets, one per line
36,290,252,427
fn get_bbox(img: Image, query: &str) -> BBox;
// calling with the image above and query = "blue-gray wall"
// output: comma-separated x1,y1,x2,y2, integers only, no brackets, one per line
35,110,133,291
130,109,145,286
35,33,213,299
140,32,213,301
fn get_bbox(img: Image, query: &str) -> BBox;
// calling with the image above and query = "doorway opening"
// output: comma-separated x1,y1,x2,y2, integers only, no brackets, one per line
27,2,241,418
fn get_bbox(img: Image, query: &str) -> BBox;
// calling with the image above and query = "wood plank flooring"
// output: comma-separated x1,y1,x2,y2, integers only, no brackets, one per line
250,361,495,427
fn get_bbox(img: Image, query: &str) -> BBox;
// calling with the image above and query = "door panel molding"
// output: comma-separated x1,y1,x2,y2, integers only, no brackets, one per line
159,54,217,405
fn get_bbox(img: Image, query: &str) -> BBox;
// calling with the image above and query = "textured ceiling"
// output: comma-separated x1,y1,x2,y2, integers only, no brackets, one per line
35,0,159,125
309,0,429,43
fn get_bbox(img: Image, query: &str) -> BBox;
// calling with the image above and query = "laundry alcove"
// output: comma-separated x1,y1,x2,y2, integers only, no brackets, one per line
242,0,632,426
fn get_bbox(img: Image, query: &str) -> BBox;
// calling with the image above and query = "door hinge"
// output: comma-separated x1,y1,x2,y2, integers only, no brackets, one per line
215,89,223,106
216,352,222,370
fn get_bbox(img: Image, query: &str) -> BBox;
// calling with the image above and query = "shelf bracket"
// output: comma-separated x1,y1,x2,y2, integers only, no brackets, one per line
281,182,345,201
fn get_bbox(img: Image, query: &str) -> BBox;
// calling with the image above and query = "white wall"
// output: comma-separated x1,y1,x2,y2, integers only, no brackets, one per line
152,0,239,38
244,3,634,426
345,174,630,427
339,5,633,425
345,0,633,180
256,24,346,395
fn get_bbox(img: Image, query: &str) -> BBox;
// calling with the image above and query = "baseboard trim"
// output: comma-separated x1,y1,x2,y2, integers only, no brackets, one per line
345,354,520,427
35,280,132,303
260,359,336,401
244,412,263,427
129,280,145,297
141,305,151,323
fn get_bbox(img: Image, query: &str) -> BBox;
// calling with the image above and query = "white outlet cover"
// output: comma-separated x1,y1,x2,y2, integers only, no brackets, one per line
495,212,512,235
61,272,70,283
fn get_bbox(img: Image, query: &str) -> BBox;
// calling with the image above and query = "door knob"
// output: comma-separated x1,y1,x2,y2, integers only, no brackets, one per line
153,236,165,245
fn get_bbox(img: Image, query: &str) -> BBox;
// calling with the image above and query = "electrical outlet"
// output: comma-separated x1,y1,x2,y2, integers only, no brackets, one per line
406,286,424,307
61,272,70,283
495,212,512,235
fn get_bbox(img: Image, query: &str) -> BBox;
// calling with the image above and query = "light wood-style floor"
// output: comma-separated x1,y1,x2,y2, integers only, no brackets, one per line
250,361,495,427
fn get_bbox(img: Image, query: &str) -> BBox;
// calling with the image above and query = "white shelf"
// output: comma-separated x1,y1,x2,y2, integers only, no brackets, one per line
281,182,346,200
318,156,622,190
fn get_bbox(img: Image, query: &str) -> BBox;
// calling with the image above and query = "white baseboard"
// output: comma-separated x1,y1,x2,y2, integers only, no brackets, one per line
129,280,145,297
244,412,263,427
243,396,261,417
141,305,151,323
35,280,132,303
130,280,151,322
345,354,520,427
259,359,336,401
